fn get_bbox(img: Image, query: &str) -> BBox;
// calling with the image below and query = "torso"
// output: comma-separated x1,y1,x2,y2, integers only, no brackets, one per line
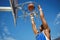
36,28,50,40
36,32,46,40
44,28,50,40
43,30,50,40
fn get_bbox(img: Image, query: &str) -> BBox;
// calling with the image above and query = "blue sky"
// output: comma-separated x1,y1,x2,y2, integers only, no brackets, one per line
0,0,60,40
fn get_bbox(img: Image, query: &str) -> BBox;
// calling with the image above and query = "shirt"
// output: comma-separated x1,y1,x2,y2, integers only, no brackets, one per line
36,31,46,40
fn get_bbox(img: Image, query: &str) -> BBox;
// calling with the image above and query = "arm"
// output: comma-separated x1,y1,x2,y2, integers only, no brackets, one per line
38,5,51,39
30,14,38,35
38,5,48,29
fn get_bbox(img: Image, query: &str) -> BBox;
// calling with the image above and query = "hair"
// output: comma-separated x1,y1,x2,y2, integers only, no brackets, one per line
41,24,44,29
40,24,44,32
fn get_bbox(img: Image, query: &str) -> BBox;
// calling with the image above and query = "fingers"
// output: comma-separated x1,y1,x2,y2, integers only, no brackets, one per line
30,13,34,17
30,13,34,20
38,5,41,9
38,5,42,11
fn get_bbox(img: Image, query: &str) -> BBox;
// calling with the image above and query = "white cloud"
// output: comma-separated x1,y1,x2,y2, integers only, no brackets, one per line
0,25,16,40
51,33,60,40
3,27,10,35
4,36,16,40
0,36,16,40
54,12,60,25
56,12,60,18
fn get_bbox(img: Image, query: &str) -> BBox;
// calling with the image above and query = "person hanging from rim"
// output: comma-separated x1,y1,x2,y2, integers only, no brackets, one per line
30,5,51,40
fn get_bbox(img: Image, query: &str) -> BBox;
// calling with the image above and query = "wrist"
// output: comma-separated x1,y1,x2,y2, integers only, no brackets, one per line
31,16,34,19
39,8,42,11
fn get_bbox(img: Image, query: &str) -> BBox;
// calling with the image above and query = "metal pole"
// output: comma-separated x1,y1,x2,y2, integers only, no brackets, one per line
0,7,12,11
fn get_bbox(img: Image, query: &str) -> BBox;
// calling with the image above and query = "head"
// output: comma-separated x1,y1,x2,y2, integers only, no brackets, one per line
40,24,44,32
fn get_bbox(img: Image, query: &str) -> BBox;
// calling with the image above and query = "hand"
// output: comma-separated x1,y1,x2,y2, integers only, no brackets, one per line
38,5,41,9
30,13,34,17
38,5,42,10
